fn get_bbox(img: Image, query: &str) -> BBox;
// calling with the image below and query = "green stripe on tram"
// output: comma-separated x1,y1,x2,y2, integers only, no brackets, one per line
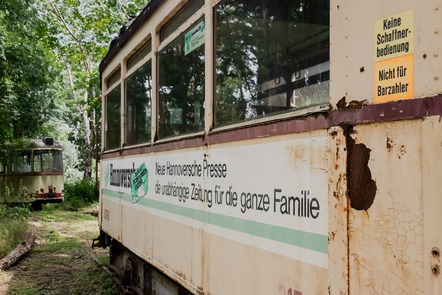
102,189,328,254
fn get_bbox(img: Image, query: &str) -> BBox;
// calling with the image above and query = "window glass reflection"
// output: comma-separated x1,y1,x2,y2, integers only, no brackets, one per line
215,0,330,126
158,19,205,138
125,61,152,146
106,85,121,150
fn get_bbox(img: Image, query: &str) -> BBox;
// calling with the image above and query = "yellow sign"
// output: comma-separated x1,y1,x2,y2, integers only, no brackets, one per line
374,54,414,103
375,9,414,61
374,9,414,103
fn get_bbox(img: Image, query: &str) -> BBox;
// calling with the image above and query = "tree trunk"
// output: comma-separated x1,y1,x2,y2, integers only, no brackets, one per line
0,233,36,271
82,90,92,180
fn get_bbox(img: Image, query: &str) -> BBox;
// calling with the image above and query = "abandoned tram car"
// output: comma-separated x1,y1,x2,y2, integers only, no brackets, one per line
98,0,442,294
0,138,64,207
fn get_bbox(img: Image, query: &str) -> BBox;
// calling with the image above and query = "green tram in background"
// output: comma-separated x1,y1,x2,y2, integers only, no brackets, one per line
0,138,64,209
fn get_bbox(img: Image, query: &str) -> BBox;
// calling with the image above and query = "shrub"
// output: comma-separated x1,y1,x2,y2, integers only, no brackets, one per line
63,179,98,209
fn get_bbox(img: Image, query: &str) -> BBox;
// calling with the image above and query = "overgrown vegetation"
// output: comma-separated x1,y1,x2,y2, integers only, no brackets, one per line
0,205,30,259
0,201,120,295
0,179,98,260
62,179,99,210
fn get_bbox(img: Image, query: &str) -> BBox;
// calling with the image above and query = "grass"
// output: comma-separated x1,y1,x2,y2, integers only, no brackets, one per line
0,205,30,259
0,202,121,295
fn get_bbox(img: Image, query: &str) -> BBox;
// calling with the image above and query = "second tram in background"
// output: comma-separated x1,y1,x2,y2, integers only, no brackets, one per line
0,138,64,209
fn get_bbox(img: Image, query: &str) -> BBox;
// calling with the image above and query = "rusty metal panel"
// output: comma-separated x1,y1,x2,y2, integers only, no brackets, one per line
328,126,349,295
347,120,424,294
423,117,442,294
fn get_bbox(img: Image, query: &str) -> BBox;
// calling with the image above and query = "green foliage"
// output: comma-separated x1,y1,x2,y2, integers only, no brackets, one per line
64,179,98,209
0,0,62,141
0,204,30,258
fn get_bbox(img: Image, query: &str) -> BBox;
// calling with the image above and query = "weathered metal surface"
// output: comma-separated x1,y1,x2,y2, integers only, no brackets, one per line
423,117,442,294
348,120,425,294
328,126,349,295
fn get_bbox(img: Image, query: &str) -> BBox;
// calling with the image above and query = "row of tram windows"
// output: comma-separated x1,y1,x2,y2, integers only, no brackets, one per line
0,150,63,174
104,0,330,151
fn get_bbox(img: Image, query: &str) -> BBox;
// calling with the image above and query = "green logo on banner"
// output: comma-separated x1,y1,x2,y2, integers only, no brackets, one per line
131,163,148,203
104,164,110,187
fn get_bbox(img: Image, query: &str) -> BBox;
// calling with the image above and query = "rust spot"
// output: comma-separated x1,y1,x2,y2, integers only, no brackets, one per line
347,130,377,210
330,231,336,241
386,137,393,151
337,97,347,109
360,66,365,73
347,99,368,109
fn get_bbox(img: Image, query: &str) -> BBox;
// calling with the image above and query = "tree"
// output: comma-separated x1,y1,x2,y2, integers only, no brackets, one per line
0,0,62,144
36,0,150,179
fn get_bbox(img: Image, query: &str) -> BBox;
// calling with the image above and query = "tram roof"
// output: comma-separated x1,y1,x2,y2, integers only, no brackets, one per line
99,0,163,74
28,138,62,149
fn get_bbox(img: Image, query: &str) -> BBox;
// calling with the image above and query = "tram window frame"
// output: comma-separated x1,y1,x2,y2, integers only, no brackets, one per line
124,41,153,146
213,0,330,128
157,0,206,140
33,149,63,173
11,151,32,173
105,69,122,151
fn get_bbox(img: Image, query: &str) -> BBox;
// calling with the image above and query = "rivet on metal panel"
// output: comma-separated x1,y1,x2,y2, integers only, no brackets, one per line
431,247,440,257
435,75,439,81
423,54,427,59
435,28,439,34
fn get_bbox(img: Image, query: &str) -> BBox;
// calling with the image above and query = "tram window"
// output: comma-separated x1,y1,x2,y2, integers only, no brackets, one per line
107,69,121,89
160,0,205,42
127,41,151,70
105,84,121,150
158,18,205,139
125,60,152,146
33,150,63,173
214,0,330,127
11,151,31,173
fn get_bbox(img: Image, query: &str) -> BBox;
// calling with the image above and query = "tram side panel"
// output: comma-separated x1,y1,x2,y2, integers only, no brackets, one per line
101,129,330,294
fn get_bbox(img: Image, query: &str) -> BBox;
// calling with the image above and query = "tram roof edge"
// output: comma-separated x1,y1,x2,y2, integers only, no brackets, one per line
99,0,164,74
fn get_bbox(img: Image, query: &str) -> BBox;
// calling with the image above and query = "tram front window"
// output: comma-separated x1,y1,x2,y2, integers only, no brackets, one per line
33,150,63,173
214,0,330,127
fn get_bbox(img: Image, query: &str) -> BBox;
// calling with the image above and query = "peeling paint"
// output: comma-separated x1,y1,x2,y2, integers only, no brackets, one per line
346,129,377,210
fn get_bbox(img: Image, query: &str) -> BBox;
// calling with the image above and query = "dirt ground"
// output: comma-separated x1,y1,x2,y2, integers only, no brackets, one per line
0,208,121,295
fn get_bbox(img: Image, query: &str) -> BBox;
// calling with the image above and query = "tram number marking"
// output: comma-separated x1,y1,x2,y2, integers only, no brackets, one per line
104,209,110,221
279,284,302,295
